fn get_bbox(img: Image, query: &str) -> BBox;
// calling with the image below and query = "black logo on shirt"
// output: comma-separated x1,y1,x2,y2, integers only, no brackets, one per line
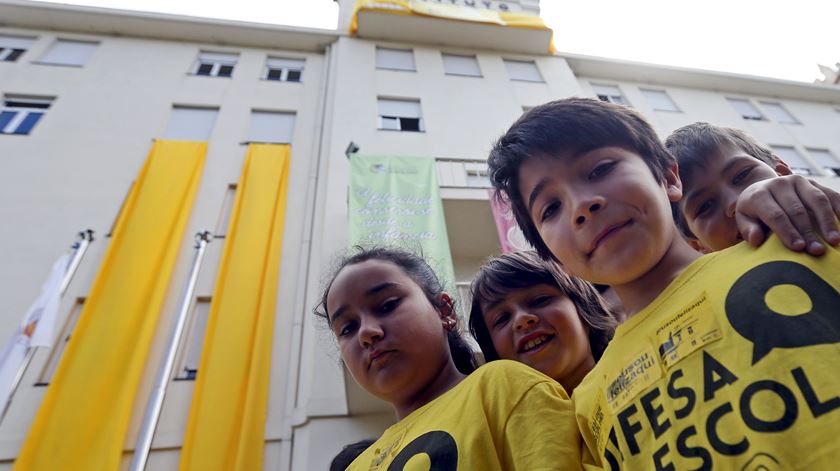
388,431,457,470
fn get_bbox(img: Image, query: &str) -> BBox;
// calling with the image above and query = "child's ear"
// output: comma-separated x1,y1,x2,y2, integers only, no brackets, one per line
438,293,457,330
773,159,792,176
664,161,684,203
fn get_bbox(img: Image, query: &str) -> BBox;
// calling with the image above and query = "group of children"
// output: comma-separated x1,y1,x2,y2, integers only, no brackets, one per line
319,98,840,470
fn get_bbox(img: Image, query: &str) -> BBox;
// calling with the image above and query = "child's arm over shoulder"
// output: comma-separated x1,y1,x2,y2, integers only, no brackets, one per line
488,362,582,470
735,175,840,255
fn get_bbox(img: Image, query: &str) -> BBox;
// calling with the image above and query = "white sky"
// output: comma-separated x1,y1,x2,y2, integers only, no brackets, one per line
36,0,838,83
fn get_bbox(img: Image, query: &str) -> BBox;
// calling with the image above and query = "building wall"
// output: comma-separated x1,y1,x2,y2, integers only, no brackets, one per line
1,2,840,470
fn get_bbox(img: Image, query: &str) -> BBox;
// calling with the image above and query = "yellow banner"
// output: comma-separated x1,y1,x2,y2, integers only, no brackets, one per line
15,141,206,471
350,0,550,33
179,144,291,471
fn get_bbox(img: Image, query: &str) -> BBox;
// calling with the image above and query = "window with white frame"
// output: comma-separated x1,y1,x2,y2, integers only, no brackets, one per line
377,98,424,132
760,102,799,124
265,57,304,82
39,39,98,66
0,35,34,62
727,98,764,121
592,84,629,106
442,53,481,77
163,106,219,141
503,59,543,82
641,89,680,112
807,148,840,177
194,51,238,77
247,111,296,143
0,95,53,135
770,145,815,176
375,47,416,71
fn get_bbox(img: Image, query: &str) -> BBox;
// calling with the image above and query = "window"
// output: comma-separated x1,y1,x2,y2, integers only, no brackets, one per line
592,84,629,106
464,162,491,188
377,98,424,132
39,39,98,66
727,98,764,121
503,59,543,82
194,51,238,77
173,297,212,380
375,47,415,71
214,184,237,238
760,102,799,124
0,95,53,135
770,146,815,176
163,106,219,141
37,299,85,385
264,57,304,82
442,53,481,77
807,148,840,177
0,35,34,62
641,89,680,112
247,111,296,143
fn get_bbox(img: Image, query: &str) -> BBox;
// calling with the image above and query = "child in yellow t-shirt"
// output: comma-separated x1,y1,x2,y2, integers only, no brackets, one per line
487,98,840,469
316,247,583,470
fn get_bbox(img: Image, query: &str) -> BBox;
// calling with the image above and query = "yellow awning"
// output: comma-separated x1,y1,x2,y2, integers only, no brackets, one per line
179,144,291,471
15,140,207,471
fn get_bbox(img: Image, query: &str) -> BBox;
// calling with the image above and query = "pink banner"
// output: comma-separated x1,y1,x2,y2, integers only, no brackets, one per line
488,189,532,253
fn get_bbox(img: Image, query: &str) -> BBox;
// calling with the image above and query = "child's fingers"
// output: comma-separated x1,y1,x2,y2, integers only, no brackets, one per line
764,179,825,255
743,187,809,252
808,180,840,245
734,213,767,247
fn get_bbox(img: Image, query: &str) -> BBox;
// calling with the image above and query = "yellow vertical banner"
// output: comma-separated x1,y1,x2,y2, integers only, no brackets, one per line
15,140,207,471
179,144,291,471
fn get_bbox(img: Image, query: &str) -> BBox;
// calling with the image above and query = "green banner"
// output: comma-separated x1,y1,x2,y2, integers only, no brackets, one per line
348,155,456,290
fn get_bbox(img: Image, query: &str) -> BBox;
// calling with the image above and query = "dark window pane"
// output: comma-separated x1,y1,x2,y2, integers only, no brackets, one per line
266,68,283,81
196,63,214,75
400,118,421,132
0,111,16,133
13,112,43,135
286,70,302,82
218,65,234,77
6,49,24,62
6,100,51,109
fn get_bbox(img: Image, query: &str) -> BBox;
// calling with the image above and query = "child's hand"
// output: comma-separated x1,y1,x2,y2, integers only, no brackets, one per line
734,175,840,255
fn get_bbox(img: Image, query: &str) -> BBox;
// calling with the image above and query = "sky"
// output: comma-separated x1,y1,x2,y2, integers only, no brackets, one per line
36,0,838,83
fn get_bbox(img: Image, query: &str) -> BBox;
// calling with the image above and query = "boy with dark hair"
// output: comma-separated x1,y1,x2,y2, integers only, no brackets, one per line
666,122,840,253
488,97,840,469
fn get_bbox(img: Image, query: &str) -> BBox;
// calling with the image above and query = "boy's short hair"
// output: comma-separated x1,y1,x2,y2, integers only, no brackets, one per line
664,122,779,238
487,97,676,260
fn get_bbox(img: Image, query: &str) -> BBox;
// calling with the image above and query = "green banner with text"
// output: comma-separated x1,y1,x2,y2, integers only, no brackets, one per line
348,154,456,290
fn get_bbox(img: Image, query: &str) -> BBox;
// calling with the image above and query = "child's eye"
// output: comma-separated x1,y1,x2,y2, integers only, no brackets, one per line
337,322,357,338
492,312,510,328
540,201,560,222
695,199,714,218
529,295,552,307
588,161,616,180
379,298,401,313
732,167,753,185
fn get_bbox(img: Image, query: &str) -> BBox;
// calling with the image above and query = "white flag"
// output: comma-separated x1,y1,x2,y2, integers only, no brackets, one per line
0,253,70,410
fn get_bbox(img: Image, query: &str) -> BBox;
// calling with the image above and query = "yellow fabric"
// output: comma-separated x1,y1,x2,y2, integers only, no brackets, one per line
14,141,207,471
179,144,291,471
350,0,550,33
348,360,582,470
574,235,840,470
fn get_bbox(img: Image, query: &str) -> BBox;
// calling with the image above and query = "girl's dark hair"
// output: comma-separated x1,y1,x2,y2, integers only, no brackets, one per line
314,246,476,375
468,250,618,363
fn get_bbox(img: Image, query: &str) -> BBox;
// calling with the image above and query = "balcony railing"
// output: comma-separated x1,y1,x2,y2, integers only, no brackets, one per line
436,158,491,189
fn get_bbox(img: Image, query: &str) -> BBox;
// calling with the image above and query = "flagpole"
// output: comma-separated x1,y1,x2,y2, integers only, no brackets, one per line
0,229,94,424
129,231,212,471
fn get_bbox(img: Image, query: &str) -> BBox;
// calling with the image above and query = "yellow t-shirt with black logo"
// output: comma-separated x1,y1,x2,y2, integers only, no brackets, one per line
574,235,840,470
347,360,582,470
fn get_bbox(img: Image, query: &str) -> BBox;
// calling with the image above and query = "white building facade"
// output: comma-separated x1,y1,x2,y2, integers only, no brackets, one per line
1,0,839,469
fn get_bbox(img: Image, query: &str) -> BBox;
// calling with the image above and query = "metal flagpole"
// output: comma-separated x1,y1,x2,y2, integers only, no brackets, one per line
0,230,95,424
129,231,212,471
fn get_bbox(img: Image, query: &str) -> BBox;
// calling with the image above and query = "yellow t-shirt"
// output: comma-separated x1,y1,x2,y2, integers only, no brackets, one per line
574,235,840,470
347,360,582,470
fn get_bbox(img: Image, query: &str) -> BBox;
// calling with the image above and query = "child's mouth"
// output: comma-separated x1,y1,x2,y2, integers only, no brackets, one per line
519,334,554,353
